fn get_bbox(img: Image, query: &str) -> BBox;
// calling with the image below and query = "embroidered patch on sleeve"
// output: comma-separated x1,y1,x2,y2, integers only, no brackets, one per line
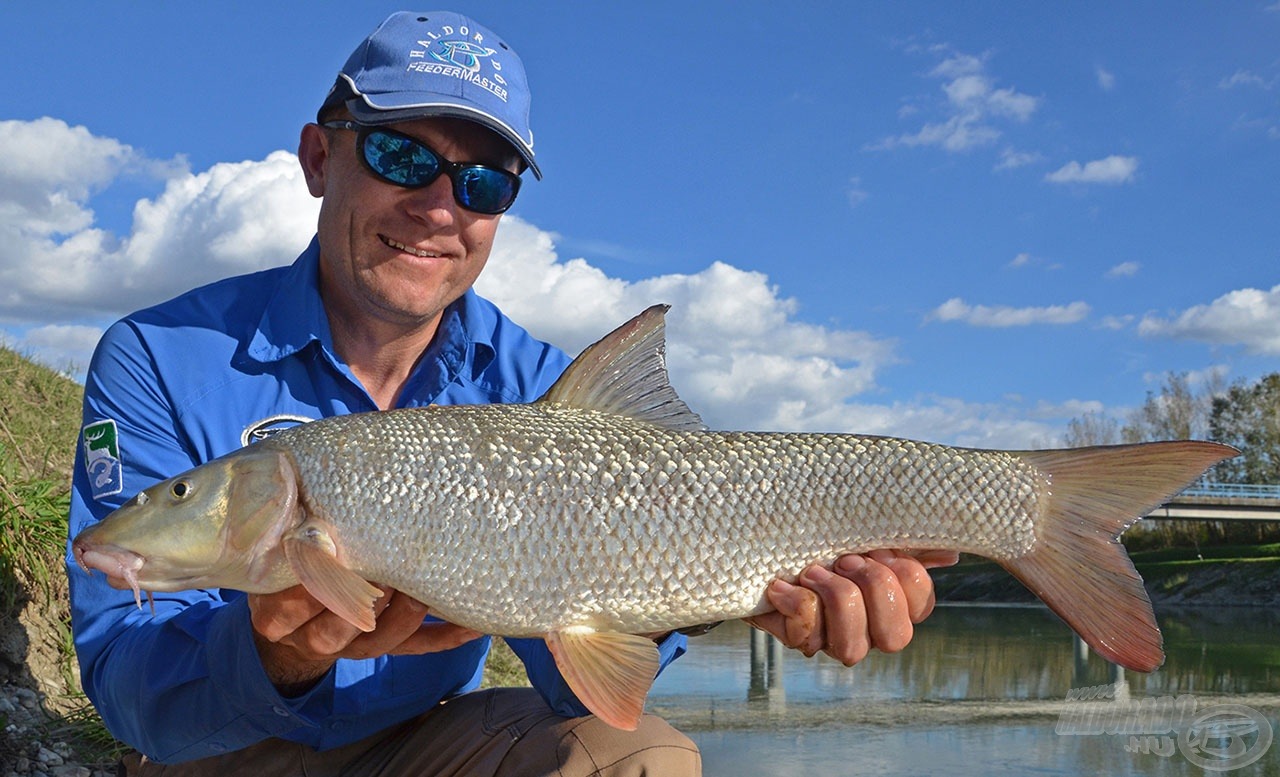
82,419,123,500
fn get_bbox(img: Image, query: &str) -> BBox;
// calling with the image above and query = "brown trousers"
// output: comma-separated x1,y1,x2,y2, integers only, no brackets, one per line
120,688,700,776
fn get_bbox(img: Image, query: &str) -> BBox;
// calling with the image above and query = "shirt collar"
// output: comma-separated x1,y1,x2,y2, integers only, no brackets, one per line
406,288,497,399
244,236,497,400
245,236,332,364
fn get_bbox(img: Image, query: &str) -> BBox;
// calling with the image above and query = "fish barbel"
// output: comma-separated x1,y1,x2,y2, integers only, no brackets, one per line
73,305,1236,729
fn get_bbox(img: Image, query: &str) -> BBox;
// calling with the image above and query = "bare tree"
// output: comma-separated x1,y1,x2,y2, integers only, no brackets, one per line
1062,411,1120,447
1120,371,1226,442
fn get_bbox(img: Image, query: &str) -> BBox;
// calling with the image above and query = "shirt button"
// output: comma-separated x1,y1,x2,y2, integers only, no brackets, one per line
273,706,290,717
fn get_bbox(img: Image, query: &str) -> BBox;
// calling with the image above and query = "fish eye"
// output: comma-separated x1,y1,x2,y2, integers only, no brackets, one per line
170,480,193,500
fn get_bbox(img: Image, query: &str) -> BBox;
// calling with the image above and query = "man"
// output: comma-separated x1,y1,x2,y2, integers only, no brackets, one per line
67,11,956,775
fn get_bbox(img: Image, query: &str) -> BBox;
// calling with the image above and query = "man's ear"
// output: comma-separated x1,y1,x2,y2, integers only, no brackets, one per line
297,124,329,199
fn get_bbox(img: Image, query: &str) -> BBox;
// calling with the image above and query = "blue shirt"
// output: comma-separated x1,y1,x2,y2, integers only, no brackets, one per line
66,237,687,763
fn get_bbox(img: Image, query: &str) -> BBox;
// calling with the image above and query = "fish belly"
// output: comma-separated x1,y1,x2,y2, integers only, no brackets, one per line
282,405,1046,636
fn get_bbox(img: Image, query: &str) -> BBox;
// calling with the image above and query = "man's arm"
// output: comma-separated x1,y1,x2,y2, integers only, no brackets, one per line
67,321,337,762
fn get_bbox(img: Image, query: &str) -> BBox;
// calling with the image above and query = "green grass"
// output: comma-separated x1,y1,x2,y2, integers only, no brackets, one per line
0,343,81,620
482,638,532,689
0,345,115,763
0,465,73,608
1129,542,1280,565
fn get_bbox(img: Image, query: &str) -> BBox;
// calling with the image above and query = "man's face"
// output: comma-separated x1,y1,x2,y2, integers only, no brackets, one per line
300,116,519,333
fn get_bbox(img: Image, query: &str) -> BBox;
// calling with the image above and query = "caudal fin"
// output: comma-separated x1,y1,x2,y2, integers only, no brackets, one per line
1004,441,1236,672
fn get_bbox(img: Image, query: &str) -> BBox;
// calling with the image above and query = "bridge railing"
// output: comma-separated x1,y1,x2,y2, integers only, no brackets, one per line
1177,482,1280,500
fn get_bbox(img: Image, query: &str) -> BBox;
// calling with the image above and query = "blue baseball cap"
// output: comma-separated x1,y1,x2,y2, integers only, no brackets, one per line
320,11,541,179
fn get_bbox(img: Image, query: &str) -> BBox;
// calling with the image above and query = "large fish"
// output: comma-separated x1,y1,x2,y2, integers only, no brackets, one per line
73,306,1234,729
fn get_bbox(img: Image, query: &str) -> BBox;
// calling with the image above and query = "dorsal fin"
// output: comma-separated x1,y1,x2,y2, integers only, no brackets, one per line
538,305,706,431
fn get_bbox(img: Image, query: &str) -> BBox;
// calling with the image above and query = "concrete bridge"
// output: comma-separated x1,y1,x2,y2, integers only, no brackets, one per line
1147,482,1280,522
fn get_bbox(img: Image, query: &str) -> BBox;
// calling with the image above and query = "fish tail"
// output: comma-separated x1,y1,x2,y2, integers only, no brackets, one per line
1002,440,1236,672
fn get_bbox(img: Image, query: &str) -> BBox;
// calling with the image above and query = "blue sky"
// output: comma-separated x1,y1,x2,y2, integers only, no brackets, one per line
2,2,1278,447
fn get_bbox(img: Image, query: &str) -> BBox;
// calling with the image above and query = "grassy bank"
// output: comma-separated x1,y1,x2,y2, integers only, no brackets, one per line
0,345,529,767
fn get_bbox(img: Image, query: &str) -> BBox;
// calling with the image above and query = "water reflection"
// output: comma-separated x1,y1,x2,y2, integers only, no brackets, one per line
647,605,1280,776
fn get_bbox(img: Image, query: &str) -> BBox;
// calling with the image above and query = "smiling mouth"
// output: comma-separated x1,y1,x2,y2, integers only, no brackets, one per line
382,236,444,259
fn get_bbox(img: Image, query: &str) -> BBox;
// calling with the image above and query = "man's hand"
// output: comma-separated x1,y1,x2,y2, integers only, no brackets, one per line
249,585,482,695
746,549,959,666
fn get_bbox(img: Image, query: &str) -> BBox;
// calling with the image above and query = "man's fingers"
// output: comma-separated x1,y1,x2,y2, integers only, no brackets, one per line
341,591,434,658
800,564,868,666
747,579,822,656
835,554,913,654
866,550,942,623
912,549,961,569
390,621,485,656
249,585,330,643
253,585,400,660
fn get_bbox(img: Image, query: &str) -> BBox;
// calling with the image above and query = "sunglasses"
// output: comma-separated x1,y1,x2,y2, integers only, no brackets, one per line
322,121,521,214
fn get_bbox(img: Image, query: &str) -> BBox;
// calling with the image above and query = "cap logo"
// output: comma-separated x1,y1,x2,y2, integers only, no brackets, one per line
432,40,494,72
407,26,510,103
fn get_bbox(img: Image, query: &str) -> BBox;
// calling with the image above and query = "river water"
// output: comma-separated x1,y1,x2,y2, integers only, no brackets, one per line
646,605,1280,776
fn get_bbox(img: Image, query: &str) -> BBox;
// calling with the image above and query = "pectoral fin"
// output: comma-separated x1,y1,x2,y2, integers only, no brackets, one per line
545,627,660,731
283,522,382,632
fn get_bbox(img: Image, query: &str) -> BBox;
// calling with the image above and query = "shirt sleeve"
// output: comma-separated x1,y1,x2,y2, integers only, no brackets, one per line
66,321,329,762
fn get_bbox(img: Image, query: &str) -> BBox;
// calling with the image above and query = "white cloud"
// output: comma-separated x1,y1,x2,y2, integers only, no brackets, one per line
836,394,1093,450
870,48,1039,153
1100,314,1134,331
995,147,1044,170
1105,261,1141,278
11,324,104,375
847,176,870,208
0,118,1106,447
1096,66,1116,91
1138,285,1280,355
480,217,899,432
1005,252,1061,271
1220,69,1274,90
0,118,319,320
1044,155,1139,185
929,298,1090,327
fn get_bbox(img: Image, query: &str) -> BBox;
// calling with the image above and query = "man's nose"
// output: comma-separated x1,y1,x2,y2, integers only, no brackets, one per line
403,174,458,225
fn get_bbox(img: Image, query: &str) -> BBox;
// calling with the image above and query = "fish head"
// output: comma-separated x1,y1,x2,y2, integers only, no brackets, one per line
73,444,302,600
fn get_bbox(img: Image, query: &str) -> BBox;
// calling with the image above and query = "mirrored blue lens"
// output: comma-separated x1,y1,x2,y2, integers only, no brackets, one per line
455,167,518,213
359,129,520,214
363,131,441,187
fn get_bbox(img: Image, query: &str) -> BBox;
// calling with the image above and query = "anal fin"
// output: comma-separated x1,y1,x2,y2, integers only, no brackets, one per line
283,522,382,632
545,628,660,731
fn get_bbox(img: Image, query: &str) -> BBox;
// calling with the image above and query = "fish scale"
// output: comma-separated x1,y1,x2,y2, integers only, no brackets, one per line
72,304,1239,730
276,405,1047,636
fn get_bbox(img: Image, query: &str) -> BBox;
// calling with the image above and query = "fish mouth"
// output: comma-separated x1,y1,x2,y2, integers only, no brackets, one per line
73,541,147,607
